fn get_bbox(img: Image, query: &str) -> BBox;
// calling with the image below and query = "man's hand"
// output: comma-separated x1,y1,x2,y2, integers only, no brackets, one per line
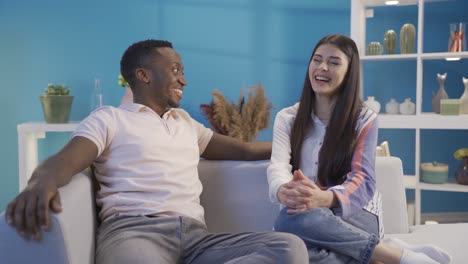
277,170,336,214
5,179,62,241
5,136,98,241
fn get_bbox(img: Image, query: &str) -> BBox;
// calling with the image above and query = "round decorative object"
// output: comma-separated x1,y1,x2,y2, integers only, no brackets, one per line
399,98,415,115
421,162,448,184
384,30,397,54
385,98,400,114
400,23,416,54
455,157,468,185
366,42,383,55
364,96,381,113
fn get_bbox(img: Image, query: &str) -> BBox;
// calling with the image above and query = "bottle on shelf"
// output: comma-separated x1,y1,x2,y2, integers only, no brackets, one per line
385,98,400,114
91,78,104,112
364,96,381,113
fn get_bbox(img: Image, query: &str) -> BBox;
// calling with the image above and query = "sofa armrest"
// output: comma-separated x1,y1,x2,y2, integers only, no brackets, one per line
376,157,409,234
0,170,96,264
57,169,97,264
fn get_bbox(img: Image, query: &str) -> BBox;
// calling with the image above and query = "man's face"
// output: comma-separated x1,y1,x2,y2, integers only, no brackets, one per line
146,47,187,109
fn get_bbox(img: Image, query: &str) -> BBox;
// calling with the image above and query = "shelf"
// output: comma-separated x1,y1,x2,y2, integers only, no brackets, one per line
361,0,447,7
421,51,468,60
403,176,468,192
17,122,80,133
404,175,417,189
17,122,81,191
362,54,417,61
378,113,468,129
361,51,468,61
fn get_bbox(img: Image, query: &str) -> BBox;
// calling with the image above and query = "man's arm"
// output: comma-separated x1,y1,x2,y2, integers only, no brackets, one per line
201,133,271,161
5,136,98,240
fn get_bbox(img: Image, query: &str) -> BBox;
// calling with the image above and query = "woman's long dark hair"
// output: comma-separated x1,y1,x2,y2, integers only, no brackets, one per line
290,34,362,186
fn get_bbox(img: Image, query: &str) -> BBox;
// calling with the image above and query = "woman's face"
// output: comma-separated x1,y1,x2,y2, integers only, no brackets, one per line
308,44,350,98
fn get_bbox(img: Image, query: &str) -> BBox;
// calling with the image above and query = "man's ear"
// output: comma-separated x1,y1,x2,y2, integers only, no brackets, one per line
135,68,150,84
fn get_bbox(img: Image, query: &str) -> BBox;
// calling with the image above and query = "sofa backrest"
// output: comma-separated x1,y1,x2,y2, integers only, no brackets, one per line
199,160,277,233
199,157,409,234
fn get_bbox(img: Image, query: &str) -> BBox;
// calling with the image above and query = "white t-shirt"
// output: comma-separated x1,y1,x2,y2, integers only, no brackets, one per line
71,103,213,223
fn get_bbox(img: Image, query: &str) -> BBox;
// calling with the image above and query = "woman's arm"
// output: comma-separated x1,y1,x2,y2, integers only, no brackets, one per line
328,112,379,219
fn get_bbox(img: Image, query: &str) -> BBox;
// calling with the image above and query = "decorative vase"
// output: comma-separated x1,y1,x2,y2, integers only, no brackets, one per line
459,77,468,114
385,98,400,114
455,157,468,185
40,95,74,123
400,23,416,54
384,30,397,54
121,86,133,104
448,22,466,52
399,98,415,115
367,42,383,55
432,73,449,114
365,96,381,113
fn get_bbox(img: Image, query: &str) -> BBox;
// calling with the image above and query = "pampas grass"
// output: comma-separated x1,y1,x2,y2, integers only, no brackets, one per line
200,84,273,142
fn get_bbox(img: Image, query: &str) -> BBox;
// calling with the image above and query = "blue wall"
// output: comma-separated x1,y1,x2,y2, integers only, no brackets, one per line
0,0,349,211
0,0,466,215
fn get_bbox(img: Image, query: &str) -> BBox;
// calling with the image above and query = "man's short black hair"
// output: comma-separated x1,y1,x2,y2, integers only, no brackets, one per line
120,39,173,87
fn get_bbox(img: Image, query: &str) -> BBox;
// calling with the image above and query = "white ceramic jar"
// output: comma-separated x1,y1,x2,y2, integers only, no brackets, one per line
400,98,416,115
385,98,400,114
364,96,381,114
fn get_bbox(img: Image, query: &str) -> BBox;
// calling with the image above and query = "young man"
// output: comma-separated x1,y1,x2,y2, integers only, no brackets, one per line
5,39,308,264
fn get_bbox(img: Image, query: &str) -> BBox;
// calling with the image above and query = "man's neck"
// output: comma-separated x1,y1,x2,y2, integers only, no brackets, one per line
133,95,167,117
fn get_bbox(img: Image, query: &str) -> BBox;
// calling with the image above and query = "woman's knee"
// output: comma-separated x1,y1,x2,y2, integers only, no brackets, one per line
274,207,333,235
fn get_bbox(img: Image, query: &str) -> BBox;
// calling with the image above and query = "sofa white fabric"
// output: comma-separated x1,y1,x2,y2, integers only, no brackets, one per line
1,157,467,263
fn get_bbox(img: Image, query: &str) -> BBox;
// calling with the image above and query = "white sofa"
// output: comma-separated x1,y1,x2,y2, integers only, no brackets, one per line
1,157,467,263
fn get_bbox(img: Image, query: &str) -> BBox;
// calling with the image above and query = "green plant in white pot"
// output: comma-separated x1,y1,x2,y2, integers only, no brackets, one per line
40,83,74,123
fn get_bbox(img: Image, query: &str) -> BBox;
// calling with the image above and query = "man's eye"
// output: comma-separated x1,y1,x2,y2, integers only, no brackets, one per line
173,67,179,73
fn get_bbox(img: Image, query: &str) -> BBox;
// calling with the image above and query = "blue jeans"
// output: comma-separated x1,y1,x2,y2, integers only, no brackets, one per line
274,207,380,264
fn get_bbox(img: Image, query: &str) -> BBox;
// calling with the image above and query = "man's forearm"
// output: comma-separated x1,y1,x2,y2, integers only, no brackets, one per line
245,141,272,160
28,154,77,188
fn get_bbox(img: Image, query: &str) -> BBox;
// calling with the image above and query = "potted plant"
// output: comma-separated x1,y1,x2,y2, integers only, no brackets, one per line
454,148,468,185
118,74,133,104
40,83,73,123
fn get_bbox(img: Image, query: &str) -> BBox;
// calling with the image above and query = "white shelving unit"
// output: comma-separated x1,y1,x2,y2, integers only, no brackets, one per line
17,122,79,191
351,0,468,225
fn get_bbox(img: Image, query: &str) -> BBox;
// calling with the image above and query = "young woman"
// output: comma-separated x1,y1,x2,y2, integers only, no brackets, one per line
267,34,451,264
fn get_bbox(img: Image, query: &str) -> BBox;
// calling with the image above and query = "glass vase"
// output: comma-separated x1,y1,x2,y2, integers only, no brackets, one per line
448,22,466,52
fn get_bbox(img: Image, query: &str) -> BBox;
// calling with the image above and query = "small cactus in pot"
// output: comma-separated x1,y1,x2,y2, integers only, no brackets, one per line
367,41,383,55
384,30,397,54
400,23,416,54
